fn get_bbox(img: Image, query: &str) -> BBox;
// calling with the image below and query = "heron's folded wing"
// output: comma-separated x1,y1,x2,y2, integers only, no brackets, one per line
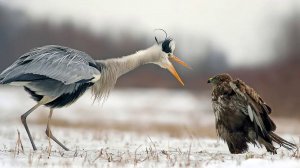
0,45,102,85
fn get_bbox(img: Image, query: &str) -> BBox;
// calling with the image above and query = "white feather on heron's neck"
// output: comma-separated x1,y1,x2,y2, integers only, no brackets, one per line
92,45,162,100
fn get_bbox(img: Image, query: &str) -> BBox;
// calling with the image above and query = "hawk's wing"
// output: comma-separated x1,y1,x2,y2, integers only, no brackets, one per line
229,80,276,136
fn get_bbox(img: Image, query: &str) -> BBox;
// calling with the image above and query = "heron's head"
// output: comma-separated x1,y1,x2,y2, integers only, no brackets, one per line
207,73,233,85
153,38,191,86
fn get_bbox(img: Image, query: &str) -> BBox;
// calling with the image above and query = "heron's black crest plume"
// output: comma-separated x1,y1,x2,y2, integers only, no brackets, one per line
154,29,172,43
154,28,168,40
154,29,174,53
155,36,159,44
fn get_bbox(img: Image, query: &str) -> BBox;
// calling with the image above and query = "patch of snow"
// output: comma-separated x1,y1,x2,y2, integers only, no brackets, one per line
0,124,298,168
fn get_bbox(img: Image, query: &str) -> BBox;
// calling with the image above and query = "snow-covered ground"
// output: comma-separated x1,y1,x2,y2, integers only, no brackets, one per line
0,126,299,168
0,87,299,167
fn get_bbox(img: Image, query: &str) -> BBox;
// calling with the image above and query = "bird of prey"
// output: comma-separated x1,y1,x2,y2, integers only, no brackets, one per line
207,73,297,154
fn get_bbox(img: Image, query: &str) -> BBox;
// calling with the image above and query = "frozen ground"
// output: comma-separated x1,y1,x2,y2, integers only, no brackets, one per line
0,126,299,168
0,87,299,167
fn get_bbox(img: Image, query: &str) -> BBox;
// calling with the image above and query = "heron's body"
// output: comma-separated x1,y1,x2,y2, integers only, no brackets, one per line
0,37,189,151
0,45,101,107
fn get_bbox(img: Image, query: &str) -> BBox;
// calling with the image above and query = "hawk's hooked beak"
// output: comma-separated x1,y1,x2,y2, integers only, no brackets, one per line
207,78,213,83
167,55,191,86
207,78,212,83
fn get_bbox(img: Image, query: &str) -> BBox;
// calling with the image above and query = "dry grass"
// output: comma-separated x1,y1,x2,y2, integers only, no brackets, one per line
31,114,300,141
32,117,217,139
8,139,300,168
13,130,24,157
2,123,299,168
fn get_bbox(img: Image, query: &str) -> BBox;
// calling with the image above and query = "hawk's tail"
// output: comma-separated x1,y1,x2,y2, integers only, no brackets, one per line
269,132,298,151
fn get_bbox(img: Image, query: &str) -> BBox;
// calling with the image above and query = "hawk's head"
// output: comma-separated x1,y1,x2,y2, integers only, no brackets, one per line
207,73,233,85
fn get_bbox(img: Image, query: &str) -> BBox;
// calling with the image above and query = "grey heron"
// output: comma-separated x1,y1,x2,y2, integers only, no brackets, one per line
0,36,190,151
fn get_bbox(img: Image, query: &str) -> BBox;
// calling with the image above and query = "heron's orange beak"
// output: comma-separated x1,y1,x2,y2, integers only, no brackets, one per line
167,55,191,86
169,55,191,69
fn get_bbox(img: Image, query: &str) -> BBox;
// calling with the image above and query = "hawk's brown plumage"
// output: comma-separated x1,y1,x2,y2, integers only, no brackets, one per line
208,73,297,154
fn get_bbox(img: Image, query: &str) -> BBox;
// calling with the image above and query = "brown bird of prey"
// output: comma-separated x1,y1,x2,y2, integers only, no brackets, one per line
207,73,297,154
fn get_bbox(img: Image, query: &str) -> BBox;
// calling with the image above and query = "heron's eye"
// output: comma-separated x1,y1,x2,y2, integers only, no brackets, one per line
168,53,171,57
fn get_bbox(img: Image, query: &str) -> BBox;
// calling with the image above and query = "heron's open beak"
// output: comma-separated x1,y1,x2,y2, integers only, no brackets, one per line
167,55,191,86
169,55,191,69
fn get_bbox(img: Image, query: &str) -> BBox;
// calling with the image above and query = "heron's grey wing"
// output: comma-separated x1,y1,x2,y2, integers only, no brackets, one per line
0,45,102,85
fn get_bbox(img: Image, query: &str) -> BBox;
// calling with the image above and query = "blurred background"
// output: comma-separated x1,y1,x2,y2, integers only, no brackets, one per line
0,0,299,138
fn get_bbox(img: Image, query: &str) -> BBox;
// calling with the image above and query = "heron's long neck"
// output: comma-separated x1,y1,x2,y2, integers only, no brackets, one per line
91,45,160,100
99,45,160,77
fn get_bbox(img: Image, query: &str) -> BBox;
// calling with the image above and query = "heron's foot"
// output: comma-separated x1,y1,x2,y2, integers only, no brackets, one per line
21,115,37,151
45,129,70,151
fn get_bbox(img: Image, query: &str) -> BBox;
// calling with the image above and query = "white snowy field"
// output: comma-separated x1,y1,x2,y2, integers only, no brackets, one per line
0,87,299,167
0,126,299,168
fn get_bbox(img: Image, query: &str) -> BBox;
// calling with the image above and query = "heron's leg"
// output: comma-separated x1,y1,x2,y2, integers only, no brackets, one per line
21,103,41,151
45,109,69,151
21,96,54,151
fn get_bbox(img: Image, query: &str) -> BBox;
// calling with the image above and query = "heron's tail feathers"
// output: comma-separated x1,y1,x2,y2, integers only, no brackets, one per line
269,132,298,151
